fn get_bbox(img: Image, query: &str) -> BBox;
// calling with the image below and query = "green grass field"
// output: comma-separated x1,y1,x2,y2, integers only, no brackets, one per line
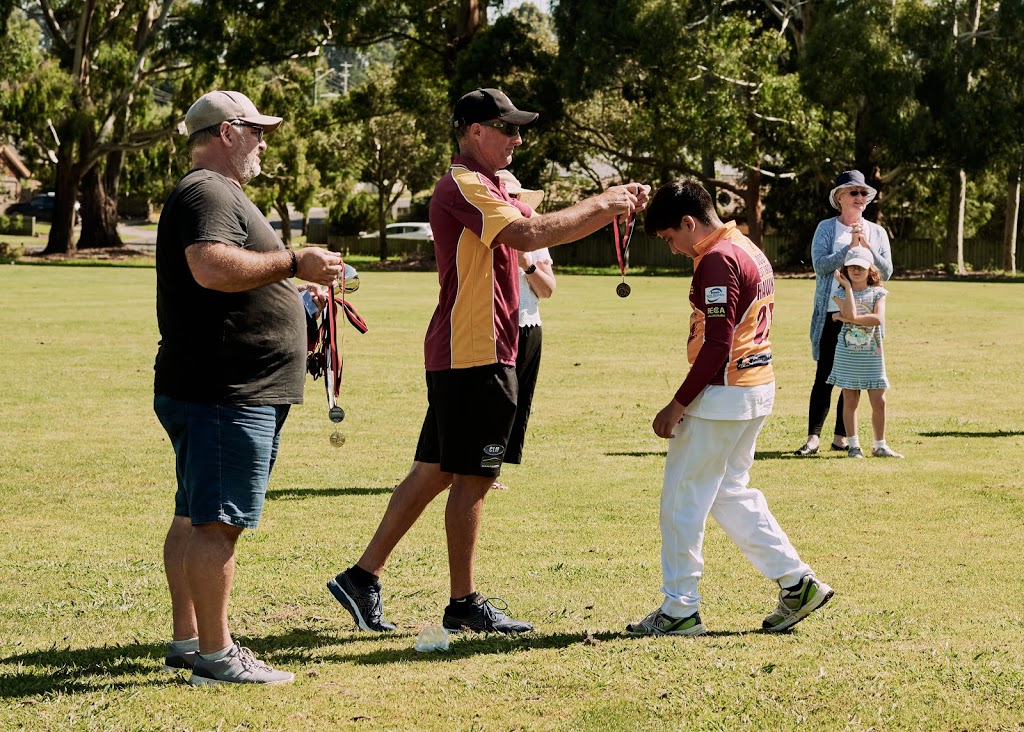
1,264,1022,731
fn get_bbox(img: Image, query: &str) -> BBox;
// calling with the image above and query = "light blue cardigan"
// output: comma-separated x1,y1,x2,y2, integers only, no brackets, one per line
809,217,894,360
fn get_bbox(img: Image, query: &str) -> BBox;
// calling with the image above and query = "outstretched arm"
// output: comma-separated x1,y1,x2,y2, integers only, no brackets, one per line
499,183,650,251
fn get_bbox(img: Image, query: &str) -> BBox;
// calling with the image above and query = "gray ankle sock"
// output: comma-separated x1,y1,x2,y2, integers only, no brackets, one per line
169,637,199,652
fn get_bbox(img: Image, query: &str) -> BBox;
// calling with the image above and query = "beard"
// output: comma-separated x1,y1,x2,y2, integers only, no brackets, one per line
233,144,262,184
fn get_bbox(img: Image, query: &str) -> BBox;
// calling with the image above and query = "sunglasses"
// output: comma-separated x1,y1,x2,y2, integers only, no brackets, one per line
229,120,264,143
846,189,870,197
479,120,523,138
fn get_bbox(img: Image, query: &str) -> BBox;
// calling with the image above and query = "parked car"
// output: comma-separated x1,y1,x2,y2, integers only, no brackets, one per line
5,193,81,223
360,222,433,241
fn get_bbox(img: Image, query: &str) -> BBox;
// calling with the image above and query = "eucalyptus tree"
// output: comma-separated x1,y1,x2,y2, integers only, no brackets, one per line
799,0,927,225
0,1,183,253
551,0,829,246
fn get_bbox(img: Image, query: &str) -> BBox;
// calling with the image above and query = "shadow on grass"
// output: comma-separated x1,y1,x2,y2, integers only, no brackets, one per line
919,430,1024,438
336,627,752,665
605,451,663,458
605,450,810,461
0,628,338,698
267,485,393,500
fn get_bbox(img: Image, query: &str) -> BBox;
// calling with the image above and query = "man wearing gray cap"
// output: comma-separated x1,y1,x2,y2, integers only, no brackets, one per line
327,88,650,635
154,90,343,685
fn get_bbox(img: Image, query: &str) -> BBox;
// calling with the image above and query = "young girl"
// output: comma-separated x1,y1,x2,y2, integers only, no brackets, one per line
826,247,903,458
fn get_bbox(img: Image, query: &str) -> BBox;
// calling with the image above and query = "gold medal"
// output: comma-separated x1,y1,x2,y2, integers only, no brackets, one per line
330,430,346,447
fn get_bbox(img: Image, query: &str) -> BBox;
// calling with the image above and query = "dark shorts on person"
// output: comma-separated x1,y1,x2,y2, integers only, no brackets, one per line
154,394,290,529
414,364,518,477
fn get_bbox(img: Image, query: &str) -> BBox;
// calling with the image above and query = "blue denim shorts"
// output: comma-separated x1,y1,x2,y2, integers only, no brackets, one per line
154,395,290,529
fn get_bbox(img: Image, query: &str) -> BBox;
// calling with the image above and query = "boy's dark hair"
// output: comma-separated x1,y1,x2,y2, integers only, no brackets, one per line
644,180,716,236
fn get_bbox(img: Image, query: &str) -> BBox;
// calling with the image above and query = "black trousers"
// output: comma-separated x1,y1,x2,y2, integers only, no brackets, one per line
807,316,846,438
504,324,542,464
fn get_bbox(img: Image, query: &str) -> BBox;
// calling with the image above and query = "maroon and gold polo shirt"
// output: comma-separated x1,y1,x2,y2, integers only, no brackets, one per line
424,155,532,371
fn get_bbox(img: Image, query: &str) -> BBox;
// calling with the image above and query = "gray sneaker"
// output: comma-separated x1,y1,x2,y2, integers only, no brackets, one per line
188,643,294,686
162,642,197,673
848,446,865,459
625,609,706,637
762,575,834,632
872,446,904,458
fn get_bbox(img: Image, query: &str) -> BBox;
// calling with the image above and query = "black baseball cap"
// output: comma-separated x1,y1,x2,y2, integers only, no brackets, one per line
451,88,539,129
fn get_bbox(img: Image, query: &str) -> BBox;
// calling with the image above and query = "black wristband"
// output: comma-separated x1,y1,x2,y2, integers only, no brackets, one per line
288,249,297,277
524,263,537,275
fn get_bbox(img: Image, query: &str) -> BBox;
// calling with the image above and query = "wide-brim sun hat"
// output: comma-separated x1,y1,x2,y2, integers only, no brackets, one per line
829,170,877,210
496,169,545,209
185,90,283,137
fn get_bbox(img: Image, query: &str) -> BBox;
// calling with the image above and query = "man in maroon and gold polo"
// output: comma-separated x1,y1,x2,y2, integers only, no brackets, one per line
327,88,650,635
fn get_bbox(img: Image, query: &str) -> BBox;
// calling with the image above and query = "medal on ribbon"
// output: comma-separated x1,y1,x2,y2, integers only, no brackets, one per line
613,211,635,297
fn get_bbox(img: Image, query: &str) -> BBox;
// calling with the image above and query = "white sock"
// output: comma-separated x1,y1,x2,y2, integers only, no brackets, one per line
847,436,860,449
169,637,199,652
873,439,887,449
199,644,234,661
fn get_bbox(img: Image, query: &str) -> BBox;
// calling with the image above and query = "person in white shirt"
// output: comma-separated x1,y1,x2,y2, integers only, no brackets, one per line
495,170,555,481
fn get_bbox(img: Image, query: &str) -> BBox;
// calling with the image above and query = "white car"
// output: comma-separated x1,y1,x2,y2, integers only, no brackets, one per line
360,222,433,241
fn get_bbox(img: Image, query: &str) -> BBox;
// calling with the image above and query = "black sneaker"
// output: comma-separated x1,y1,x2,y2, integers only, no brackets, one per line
442,595,533,634
327,571,396,632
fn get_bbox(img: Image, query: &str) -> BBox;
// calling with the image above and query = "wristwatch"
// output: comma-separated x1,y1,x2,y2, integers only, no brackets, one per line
524,263,537,275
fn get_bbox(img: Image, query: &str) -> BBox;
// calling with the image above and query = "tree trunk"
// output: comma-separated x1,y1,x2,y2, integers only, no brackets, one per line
43,148,79,256
1004,163,1020,274
945,168,967,274
742,170,764,248
79,158,123,249
275,200,292,247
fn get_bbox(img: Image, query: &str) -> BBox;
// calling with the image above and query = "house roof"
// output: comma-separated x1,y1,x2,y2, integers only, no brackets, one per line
0,145,32,179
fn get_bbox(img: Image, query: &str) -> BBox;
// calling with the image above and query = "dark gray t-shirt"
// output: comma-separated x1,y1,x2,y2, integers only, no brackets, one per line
154,168,305,405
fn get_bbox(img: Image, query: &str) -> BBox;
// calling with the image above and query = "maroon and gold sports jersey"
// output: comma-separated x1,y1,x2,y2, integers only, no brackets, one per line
675,222,775,407
424,156,532,371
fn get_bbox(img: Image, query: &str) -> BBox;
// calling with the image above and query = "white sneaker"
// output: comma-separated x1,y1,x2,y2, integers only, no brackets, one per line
762,575,834,632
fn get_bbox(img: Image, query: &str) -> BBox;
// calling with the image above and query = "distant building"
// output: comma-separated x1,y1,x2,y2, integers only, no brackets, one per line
0,145,32,206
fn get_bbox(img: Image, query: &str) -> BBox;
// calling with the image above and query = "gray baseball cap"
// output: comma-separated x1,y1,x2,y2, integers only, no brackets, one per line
184,90,283,137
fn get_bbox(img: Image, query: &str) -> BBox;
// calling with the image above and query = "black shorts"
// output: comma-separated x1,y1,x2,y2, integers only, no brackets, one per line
414,364,518,477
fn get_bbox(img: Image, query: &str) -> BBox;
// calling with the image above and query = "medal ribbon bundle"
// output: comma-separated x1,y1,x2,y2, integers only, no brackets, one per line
307,266,367,446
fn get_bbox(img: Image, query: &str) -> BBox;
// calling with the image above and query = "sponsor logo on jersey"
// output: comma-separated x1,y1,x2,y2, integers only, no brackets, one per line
483,444,504,456
705,286,727,304
707,305,726,317
737,352,773,369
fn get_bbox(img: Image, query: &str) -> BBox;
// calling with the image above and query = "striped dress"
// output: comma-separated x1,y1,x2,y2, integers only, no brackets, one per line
826,286,889,390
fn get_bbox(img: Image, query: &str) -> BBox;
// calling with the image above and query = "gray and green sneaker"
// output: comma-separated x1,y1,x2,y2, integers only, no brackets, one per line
625,609,706,637
762,575,834,632
871,446,904,458
188,643,294,686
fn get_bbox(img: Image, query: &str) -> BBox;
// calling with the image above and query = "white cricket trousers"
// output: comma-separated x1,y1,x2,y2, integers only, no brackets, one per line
660,414,811,618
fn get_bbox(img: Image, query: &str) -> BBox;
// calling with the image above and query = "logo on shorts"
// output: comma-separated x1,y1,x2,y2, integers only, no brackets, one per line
705,286,727,304
481,444,505,469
